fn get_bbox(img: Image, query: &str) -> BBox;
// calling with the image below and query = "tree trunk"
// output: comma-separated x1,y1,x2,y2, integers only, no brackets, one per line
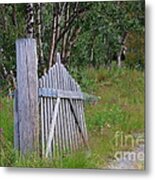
49,4,58,68
12,4,17,26
62,3,70,63
117,54,122,67
48,2,88,68
26,3,34,38
36,3,44,65
117,32,128,67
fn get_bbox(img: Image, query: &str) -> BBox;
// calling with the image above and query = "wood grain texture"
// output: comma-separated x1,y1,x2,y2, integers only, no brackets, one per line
15,40,88,158
46,97,60,157
38,53,88,158
15,39,39,155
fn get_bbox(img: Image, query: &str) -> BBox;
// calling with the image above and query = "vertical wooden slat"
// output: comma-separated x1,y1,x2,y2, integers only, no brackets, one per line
53,64,62,157
56,63,67,154
62,67,73,153
74,80,88,146
65,68,87,148
48,68,55,157
64,67,78,150
69,98,89,149
51,65,59,157
76,82,88,143
75,83,85,147
16,39,39,155
59,62,71,153
61,65,75,152
45,73,52,155
70,77,82,147
39,78,45,156
77,85,88,142
55,64,63,157
42,75,48,150
56,63,66,154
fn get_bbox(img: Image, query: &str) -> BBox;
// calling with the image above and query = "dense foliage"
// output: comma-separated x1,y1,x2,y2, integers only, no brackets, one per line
0,1,145,93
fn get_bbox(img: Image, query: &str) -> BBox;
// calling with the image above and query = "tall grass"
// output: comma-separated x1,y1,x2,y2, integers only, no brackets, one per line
0,67,144,168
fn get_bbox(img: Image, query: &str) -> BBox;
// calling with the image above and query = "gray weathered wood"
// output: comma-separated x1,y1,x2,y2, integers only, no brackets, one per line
70,77,82,147
39,88,84,100
51,64,59,157
68,98,89,149
46,97,60,157
61,64,73,153
15,40,88,159
55,63,63,157
16,39,39,155
39,78,45,156
42,75,48,148
56,63,67,154
75,82,86,146
63,66,77,151
48,68,54,157
56,52,61,64
38,52,88,158
66,68,79,149
45,74,51,155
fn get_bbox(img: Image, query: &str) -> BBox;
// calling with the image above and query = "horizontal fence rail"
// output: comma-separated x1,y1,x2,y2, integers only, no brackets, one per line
39,88,84,100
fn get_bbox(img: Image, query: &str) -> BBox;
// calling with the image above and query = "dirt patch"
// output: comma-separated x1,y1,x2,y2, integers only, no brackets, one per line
106,133,145,170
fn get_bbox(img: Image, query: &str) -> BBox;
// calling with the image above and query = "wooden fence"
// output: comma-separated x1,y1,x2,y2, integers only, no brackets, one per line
14,38,88,158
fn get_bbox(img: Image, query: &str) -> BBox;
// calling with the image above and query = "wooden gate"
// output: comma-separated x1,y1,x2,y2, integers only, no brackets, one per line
39,53,88,158
14,39,88,157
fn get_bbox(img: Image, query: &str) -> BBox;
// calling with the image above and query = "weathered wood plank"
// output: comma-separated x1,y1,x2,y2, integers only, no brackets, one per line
61,65,73,153
39,78,45,156
45,74,52,156
42,75,48,150
74,80,88,146
38,53,88,157
66,71,82,149
50,67,57,158
68,99,89,149
51,64,59,157
38,88,84,100
48,69,54,157
16,39,39,155
68,68,88,148
75,83,85,147
55,63,64,157
56,54,67,155
65,67,86,148
66,68,79,150
46,97,60,157
58,62,70,153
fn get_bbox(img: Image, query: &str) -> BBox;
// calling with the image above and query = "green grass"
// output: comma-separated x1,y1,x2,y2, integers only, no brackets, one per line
0,67,144,169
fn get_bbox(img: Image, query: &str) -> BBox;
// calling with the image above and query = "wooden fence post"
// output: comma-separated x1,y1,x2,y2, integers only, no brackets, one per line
15,39,39,155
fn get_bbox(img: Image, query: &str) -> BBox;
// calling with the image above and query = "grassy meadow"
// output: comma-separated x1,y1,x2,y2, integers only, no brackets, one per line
0,67,144,169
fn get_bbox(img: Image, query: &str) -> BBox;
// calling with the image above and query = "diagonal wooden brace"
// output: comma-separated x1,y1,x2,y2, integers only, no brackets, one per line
68,98,89,150
45,97,60,157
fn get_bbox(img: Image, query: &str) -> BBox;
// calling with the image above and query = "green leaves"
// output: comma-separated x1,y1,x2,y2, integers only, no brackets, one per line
70,1,144,68
0,1,145,91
